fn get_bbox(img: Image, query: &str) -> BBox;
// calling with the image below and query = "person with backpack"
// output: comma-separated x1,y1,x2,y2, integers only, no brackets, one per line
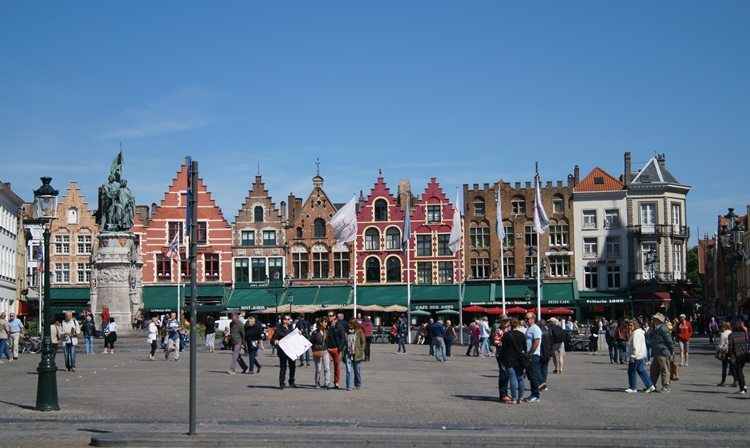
295,314,311,367
605,319,617,364
548,317,566,374
538,319,554,391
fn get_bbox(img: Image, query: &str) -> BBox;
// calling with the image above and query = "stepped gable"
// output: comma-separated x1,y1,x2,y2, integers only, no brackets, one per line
359,177,406,222
575,167,624,192
234,174,283,225
412,178,455,232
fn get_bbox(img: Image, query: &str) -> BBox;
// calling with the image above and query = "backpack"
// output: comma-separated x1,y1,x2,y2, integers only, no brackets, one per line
540,329,553,359
551,325,565,344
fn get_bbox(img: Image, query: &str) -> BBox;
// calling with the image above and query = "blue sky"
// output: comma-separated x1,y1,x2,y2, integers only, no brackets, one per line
1,2,748,246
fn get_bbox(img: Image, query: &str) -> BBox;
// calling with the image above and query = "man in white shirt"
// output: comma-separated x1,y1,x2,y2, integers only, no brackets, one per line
479,317,491,357
60,312,80,372
524,312,542,403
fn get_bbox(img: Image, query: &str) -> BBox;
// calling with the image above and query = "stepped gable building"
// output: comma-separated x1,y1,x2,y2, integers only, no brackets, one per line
48,182,98,315
231,174,287,284
573,167,631,318
131,160,232,312
285,171,351,286
622,152,691,315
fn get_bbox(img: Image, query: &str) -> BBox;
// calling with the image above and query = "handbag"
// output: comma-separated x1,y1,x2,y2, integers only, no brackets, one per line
716,347,727,361
670,356,679,381
520,352,531,367
313,350,324,359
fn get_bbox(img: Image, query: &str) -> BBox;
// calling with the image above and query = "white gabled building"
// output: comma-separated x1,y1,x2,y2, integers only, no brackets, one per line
0,181,26,316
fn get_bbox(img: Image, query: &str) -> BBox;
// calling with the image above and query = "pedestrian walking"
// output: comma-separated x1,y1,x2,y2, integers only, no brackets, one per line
205,315,215,353
0,312,11,363
444,320,457,357
625,320,656,393
244,316,263,374
311,317,330,389
345,318,365,390
727,320,749,394
649,313,673,393
103,317,117,354
501,317,526,404
717,321,736,387
228,314,248,374
361,315,373,362
272,313,297,389
147,317,159,361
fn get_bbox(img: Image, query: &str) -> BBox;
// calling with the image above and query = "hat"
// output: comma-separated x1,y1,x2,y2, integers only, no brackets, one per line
652,312,666,323
679,314,686,318
498,314,510,321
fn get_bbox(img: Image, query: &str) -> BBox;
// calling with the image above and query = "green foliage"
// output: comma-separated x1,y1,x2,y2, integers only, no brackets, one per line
687,246,703,299
26,318,39,337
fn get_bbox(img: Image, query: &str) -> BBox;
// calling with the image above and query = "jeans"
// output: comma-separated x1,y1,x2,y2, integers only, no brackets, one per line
298,348,310,366
364,336,372,359
734,359,747,391
479,337,490,356
428,338,434,356
497,359,509,398
540,356,549,384
627,358,654,390
507,365,525,400
85,335,94,354
63,343,76,370
0,338,10,360
397,336,406,353
248,346,261,371
230,343,248,372
527,355,542,398
444,337,454,356
434,337,446,361
279,352,296,386
345,356,362,389
314,351,331,387
466,336,473,355
608,341,616,363
722,358,736,384
616,340,627,363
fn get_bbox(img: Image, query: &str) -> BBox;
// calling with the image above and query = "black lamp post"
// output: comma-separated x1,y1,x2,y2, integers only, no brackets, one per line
33,177,59,411
265,271,289,324
644,247,659,316
720,208,746,320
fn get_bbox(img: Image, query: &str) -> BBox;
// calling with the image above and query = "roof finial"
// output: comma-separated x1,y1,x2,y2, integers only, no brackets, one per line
257,161,260,176
379,168,382,176
316,157,321,176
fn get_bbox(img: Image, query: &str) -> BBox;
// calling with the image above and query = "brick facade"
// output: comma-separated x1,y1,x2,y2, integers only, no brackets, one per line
50,182,98,288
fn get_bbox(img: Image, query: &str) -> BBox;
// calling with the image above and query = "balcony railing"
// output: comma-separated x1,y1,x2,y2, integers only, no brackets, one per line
628,225,691,239
629,271,691,283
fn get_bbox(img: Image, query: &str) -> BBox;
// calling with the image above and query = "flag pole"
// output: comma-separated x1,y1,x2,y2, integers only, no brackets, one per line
535,165,542,318
498,186,506,314
353,240,357,317
455,187,464,345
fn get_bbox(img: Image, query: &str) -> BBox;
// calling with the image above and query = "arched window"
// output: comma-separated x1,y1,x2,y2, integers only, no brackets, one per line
386,257,401,282
374,199,388,221
365,228,380,251
385,227,401,250
314,218,326,238
366,258,380,283
254,206,263,223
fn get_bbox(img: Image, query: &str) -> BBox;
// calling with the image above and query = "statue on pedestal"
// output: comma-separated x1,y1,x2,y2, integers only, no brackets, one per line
100,150,135,232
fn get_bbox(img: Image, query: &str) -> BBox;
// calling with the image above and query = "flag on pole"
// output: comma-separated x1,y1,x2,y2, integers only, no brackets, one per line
166,232,180,260
496,190,505,242
402,204,411,254
533,175,550,235
448,190,462,253
37,242,43,273
329,196,358,245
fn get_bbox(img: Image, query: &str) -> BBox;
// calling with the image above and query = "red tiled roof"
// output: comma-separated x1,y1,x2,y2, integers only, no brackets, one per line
574,167,624,192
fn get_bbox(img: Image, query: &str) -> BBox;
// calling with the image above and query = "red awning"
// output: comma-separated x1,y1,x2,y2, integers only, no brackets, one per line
679,291,700,303
632,292,671,302
16,300,36,316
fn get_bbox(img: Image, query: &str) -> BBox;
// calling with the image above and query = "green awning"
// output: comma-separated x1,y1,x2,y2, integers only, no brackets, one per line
183,305,225,312
493,284,536,301
410,285,460,302
143,286,184,312
463,284,492,304
282,287,319,306
181,285,227,298
315,287,353,307
579,290,632,305
542,282,579,305
356,286,405,307
50,287,89,300
226,288,278,311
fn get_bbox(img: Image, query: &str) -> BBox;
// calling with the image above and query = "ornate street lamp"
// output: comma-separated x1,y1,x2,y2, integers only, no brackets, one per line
721,208,746,320
265,271,289,324
33,177,59,411
644,247,659,316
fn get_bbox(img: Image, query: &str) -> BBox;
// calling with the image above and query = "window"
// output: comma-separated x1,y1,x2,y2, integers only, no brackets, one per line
524,226,537,247
674,244,683,280
263,230,276,246
374,199,388,221
582,210,597,229
235,258,249,283
251,258,266,282
470,258,490,279
197,222,207,245
313,252,329,279
417,262,432,284
548,256,570,277
314,218,326,238
503,257,514,278
77,235,93,254
606,237,620,257
549,225,569,247
181,254,191,278
385,228,401,251
254,206,263,223
438,261,453,284
437,234,452,255
386,258,401,282
366,258,380,283
293,253,308,279
640,203,656,233
54,235,70,254
525,257,535,277
583,238,598,258
365,228,380,251
470,227,489,248
67,208,78,224
296,227,303,239
156,255,171,281
427,205,441,223
416,235,431,256
584,266,598,289
641,243,657,279
55,262,70,283
604,210,620,228
553,199,563,214
607,266,621,288
333,251,349,278
502,225,514,247
268,257,283,280
76,263,90,284
241,231,255,246
671,204,682,234
168,221,184,244
205,254,219,279
511,200,525,214
474,199,485,215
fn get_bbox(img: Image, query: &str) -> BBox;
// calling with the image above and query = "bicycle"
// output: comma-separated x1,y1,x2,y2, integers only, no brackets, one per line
20,334,41,354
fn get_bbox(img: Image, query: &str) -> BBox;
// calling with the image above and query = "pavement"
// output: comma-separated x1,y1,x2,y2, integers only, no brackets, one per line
0,334,749,447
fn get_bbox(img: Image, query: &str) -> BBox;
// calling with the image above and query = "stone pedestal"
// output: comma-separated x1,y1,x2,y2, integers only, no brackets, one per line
90,232,143,337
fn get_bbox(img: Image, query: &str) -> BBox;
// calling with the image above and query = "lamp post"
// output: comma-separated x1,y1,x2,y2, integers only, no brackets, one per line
33,177,59,411
644,247,659,316
265,271,289,324
288,293,294,315
720,208,746,320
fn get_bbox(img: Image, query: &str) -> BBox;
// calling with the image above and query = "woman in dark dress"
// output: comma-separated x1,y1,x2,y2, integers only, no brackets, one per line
444,320,457,357
501,317,527,404
588,320,599,355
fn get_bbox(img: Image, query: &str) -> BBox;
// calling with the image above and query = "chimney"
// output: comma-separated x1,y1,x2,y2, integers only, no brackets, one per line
399,179,411,211
280,201,287,223
287,194,296,221
574,165,580,184
657,153,666,169
624,152,631,186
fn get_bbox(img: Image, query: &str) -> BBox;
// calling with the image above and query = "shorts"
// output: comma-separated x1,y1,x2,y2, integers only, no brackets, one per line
552,342,565,356
678,340,689,353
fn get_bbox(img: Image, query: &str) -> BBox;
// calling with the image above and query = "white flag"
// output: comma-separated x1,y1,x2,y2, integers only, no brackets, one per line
329,196,358,245
533,175,550,235
496,190,505,241
448,191,462,253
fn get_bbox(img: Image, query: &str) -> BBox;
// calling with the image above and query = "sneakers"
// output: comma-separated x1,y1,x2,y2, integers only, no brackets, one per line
228,371,235,375
257,366,262,373
524,396,540,403
624,388,638,393
684,363,688,367
658,388,671,394
736,389,746,394
645,385,656,394
175,358,180,362
539,382,547,391
718,382,726,387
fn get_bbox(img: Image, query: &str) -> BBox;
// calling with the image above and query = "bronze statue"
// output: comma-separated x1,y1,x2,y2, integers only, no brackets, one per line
100,150,135,232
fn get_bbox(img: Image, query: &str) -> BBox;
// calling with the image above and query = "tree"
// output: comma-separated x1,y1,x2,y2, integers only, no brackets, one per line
687,246,703,299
